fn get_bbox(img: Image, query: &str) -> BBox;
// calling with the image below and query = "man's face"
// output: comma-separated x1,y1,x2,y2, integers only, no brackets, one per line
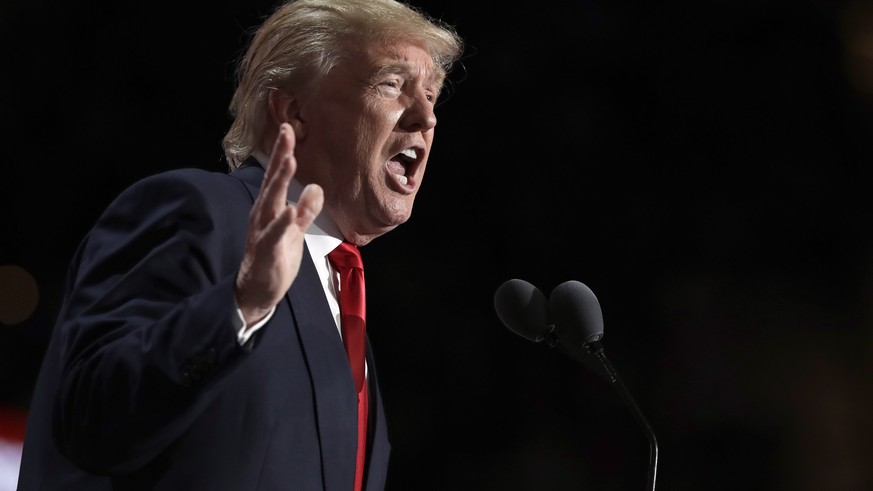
294,42,443,245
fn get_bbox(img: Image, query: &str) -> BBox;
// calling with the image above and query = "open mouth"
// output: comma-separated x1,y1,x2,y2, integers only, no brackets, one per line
387,147,421,187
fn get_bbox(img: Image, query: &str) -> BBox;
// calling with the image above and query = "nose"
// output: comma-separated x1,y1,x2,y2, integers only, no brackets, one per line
398,91,437,132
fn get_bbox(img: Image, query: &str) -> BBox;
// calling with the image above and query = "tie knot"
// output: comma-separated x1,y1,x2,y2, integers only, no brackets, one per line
328,241,363,271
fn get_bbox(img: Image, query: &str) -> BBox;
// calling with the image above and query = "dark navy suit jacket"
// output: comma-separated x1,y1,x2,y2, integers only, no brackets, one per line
17,161,390,490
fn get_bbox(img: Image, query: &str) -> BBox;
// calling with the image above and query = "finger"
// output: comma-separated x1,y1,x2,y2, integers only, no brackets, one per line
295,183,324,227
264,124,296,198
253,125,297,225
264,123,296,179
258,201,299,249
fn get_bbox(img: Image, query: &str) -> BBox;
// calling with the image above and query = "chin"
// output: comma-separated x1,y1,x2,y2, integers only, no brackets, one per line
379,202,413,227
376,219,405,234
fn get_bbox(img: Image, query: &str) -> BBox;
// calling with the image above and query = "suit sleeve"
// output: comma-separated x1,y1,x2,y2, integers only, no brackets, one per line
52,170,253,474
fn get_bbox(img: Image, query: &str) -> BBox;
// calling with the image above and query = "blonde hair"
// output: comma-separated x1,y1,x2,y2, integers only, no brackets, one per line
222,0,464,169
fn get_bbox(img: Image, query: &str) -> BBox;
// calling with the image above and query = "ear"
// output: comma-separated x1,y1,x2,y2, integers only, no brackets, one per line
267,89,307,140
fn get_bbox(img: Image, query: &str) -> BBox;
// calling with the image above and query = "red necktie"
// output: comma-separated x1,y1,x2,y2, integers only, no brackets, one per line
328,241,368,491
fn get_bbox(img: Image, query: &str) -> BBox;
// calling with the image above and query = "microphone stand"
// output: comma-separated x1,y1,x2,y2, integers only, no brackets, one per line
586,341,658,491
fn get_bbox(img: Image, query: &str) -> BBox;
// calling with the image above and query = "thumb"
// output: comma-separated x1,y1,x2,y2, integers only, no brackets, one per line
296,183,324,227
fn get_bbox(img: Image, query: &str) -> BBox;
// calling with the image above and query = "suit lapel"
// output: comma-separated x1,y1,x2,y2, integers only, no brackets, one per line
288,244,358,490
363,340,389,490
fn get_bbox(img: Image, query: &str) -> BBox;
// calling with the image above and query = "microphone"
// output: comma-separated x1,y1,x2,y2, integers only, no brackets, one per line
549,280,658,490
492,278,609,380
493,278,554,344
494,279,659,491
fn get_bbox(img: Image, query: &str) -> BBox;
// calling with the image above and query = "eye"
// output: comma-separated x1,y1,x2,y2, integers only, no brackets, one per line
424,84,441,105
374,77,403,98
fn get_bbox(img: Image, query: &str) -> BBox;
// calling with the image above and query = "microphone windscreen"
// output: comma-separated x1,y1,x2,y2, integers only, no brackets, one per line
549,280,604,346
493,278,551,342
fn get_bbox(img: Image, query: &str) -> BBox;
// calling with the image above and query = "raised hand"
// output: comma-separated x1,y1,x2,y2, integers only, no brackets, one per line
235,123,324,325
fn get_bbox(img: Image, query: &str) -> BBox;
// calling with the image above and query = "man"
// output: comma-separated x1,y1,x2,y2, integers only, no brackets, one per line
16,0,464,489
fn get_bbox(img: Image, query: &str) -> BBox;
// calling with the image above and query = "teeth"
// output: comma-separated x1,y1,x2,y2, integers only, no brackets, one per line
400,148,417,160
397,175,408,185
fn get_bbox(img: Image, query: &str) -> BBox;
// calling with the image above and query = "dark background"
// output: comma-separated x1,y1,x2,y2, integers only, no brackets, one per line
3,0,873,489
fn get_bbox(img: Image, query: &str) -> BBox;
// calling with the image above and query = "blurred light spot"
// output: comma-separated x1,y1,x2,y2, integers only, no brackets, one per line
0,265,39,326
839,1,873,102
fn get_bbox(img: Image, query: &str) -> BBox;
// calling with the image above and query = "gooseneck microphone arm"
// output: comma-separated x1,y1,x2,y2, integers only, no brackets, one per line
586,340,658,491
494,279,660,490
